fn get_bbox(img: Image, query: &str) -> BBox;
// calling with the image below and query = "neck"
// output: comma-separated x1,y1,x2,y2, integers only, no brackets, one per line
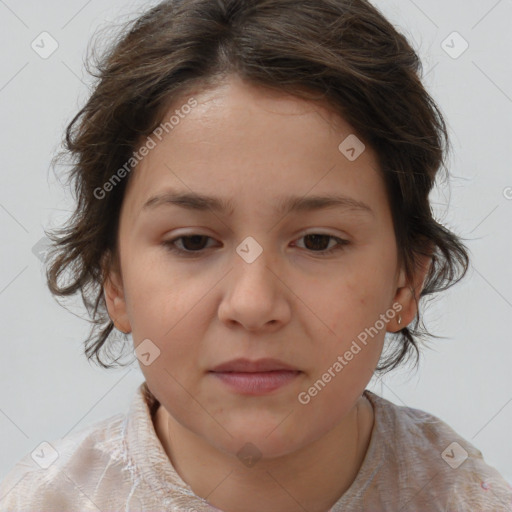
153,393,374,512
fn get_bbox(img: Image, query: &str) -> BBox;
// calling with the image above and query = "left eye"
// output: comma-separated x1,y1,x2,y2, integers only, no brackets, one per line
163,233,349,257
293,233,349,255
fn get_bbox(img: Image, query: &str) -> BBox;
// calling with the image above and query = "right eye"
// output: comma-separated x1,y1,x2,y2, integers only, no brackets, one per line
162,235,217,256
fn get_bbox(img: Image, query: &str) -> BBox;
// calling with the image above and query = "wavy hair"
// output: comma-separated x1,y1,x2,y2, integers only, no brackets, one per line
46,0,469,372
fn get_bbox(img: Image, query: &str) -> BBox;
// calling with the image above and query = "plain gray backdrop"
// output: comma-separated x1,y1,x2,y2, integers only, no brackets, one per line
1,0,511,487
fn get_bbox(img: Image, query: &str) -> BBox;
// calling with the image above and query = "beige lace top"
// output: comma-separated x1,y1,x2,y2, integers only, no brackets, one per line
1,382,511,511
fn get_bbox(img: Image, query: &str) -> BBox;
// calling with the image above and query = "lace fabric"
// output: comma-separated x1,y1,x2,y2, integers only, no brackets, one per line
1,382,511,512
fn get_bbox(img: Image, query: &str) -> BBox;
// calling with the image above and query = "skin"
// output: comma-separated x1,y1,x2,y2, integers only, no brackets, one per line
104,74,430,512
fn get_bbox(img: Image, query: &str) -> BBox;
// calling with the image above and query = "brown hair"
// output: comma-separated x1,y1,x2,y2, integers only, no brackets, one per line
46,0,469,373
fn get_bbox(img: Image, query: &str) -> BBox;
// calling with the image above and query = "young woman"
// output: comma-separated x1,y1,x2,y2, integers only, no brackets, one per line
1,1,510,510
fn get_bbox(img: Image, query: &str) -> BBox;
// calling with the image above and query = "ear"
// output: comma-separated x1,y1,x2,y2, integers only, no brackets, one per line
388,252,432,333
102,252,132,334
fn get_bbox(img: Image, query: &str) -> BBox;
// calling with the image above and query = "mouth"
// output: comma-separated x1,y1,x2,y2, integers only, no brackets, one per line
208,358,302,395
209,370,302,395
209,357,300,373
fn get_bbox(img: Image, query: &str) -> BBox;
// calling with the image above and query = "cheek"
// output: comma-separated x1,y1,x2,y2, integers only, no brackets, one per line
313,269,393,335
123,273,210,380
293,276,386,424
122,247,197,329
300,255,394,370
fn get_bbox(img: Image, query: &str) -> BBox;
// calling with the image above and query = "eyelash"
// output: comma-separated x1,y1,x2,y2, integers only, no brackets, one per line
162,233,349,258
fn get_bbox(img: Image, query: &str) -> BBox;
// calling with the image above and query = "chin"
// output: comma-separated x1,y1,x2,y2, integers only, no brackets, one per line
208,419,316,461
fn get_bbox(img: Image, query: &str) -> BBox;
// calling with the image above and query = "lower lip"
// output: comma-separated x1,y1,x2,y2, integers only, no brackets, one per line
210,371,301,394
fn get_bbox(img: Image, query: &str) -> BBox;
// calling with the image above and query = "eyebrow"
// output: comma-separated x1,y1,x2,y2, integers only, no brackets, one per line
142,189,374,217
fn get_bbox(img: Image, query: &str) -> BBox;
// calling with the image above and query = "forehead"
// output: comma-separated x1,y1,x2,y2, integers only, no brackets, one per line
122,76,386,220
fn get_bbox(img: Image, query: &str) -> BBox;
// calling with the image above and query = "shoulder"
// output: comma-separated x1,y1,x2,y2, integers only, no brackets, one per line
365,391,512,511
0,412,127,511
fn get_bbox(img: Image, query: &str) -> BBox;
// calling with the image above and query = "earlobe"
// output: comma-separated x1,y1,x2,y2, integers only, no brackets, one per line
103,271,132,335
388,254,432,333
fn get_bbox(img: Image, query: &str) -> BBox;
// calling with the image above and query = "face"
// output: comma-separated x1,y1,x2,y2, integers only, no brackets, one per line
105,74,417,459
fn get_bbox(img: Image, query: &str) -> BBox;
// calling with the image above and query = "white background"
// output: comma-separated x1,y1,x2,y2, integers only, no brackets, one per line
0,0,511,490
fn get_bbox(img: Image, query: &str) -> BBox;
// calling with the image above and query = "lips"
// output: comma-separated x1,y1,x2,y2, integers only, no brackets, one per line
209,357,300,373
211,370,300,394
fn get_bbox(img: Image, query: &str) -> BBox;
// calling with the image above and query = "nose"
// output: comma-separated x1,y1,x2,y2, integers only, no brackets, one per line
217,241,292,332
